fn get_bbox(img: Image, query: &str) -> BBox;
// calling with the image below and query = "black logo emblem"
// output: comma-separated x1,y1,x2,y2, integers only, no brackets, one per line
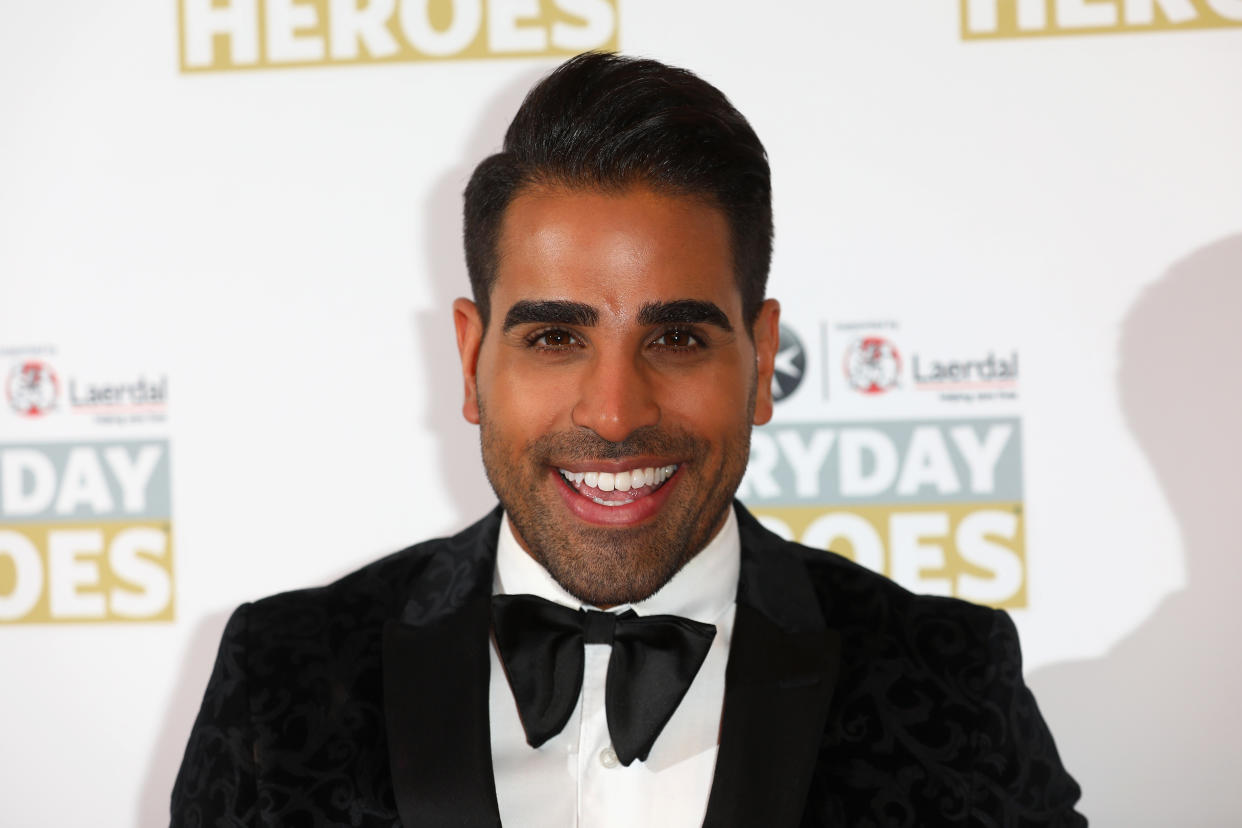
771,324,806,403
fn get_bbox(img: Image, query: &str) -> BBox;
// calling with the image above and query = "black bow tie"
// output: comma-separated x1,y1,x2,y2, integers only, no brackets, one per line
491,593,717,767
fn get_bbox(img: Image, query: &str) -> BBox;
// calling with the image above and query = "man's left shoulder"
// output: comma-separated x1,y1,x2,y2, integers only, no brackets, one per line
735,502,1018,701
733,506,1086,824
737,503,999,642
795,540,1000,648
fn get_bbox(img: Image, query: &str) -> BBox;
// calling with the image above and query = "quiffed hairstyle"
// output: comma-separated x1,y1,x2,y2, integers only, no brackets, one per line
462,52,773,330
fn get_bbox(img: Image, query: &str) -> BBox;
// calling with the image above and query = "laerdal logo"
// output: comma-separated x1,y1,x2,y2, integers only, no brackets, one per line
843,337,901,395
4,360,169,423
961,0,1242,39
70,376,169,414
6,361,59,418
178,0,620,73
913,351,1018,388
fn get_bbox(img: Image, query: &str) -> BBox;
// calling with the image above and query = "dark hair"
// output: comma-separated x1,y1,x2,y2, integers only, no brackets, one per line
463,52,772,329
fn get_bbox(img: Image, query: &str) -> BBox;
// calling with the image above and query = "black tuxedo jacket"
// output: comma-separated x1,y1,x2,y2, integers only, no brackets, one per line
172,504,1084,827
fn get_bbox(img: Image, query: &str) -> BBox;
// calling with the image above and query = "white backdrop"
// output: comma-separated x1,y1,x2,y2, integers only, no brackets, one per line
1,1,1240,825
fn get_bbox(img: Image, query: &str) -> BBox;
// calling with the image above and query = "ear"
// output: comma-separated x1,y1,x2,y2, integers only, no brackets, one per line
751,299,781,426
453,297,484,425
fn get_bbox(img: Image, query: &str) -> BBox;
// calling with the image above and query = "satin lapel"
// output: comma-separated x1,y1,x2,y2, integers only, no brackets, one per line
702,605,840,828
383,509,502,828
702,505,843,828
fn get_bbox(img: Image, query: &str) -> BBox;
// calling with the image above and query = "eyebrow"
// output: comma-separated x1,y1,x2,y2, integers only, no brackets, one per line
502,300,599,332
637,299,733,332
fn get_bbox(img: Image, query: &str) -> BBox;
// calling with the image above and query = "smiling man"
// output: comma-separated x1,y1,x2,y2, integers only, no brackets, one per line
458,184,771,608
173,54,1084,827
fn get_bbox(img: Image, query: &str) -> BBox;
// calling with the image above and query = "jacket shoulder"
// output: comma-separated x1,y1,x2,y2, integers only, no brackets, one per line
738,503,998,646
792,538,997,638
735,508,1085,825
171,510,502,827
244,506,501,638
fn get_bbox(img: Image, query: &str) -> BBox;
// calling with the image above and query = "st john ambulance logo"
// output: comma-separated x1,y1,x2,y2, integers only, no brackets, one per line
6,360,60,417
843,337,901,395
772,324,807,403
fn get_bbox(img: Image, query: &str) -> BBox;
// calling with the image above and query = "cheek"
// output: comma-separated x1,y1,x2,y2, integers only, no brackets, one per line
482,363,575,446
658,364,753,434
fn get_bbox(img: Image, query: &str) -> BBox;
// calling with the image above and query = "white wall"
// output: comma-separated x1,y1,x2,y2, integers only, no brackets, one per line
1,2,1239,825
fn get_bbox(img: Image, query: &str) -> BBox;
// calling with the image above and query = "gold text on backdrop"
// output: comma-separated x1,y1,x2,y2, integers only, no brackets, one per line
0,442,173,623
179,0,620,72
743,420,1027,608
961,0,1242,38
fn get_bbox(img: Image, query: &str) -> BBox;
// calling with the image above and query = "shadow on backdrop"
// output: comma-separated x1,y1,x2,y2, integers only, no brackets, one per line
1029,233,1242,827
411,66,549,529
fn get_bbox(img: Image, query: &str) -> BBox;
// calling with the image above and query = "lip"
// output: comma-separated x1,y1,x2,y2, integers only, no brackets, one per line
550,463,681,526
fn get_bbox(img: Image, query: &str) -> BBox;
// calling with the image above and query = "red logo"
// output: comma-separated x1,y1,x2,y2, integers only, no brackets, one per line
843,337,902,394
6,360,60,417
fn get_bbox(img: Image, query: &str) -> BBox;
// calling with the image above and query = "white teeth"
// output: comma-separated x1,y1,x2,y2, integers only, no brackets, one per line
560,464,679,494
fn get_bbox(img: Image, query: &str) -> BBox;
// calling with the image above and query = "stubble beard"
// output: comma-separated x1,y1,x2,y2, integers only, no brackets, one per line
477,398,755,607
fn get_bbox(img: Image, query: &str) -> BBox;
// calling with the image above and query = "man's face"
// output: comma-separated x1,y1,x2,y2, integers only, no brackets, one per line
453,185,779,606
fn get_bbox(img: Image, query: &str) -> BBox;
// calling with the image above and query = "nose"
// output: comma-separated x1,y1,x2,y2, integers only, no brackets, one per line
571,350,661,443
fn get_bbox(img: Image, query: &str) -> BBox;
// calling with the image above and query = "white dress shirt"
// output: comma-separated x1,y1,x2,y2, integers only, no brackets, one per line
489,509,741,828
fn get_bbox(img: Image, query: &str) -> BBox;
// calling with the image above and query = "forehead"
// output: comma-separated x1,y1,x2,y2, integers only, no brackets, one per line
492,184,740,320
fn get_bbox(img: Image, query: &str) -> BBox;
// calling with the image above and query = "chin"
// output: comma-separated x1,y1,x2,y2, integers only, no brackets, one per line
516,501,712,607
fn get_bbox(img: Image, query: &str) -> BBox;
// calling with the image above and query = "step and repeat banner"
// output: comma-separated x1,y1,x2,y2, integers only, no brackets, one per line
1,2,1239,825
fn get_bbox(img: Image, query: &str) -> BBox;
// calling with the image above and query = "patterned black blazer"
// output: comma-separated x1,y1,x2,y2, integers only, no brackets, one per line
172,503,1085,827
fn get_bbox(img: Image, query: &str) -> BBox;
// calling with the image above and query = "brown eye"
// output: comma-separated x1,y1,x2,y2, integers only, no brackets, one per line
531,329,580,348
654,329,700,348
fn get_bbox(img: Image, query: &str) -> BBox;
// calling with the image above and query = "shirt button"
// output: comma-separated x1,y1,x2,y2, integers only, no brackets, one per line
599,746,619,768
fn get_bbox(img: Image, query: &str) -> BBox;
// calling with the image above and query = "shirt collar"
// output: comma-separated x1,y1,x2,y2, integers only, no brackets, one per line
494,507,740,625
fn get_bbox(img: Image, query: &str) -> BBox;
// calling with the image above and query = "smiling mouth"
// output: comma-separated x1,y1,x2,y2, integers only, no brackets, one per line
557,464,679,507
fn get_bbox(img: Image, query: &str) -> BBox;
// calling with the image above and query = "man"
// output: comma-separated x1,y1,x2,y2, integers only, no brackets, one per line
173,53,1084,827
